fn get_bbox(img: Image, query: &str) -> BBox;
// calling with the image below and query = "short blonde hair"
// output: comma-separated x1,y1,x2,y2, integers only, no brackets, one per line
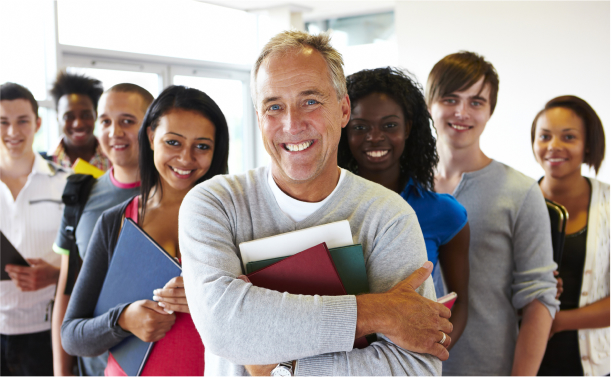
250,30,347,107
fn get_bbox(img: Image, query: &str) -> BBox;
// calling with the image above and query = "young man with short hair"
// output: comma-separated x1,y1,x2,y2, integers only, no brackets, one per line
427,51,559,376
48,71,110,171
0,82,68,375
180,31,451,376
51,83,154,376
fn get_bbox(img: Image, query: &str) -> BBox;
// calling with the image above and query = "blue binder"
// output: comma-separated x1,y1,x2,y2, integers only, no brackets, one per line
93,219,181,376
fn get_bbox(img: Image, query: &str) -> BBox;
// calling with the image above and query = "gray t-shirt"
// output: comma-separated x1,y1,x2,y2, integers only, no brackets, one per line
54,170,140,259
442,160,559,376
179,166,441,376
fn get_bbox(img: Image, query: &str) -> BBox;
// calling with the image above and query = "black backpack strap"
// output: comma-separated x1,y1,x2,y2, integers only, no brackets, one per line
39,151,53,162
61,174,96,295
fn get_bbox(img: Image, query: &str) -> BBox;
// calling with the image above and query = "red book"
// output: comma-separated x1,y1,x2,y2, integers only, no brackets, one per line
247,242,346,296
139,313,205,376
246,242,368,349
437,292,458,309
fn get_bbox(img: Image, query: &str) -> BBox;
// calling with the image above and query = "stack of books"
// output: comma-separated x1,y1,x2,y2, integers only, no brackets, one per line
96,219,456,374
240,220,371,348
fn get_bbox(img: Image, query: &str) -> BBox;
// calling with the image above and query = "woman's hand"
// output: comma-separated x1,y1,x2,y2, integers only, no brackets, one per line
117,300,176,342
153,276,190,313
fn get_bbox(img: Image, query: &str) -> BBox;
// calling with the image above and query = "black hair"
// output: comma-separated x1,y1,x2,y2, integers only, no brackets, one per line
50,71,104,111
107,83,154,112
0,82,39,117
531,95,605,174
338,67,438,191
138,85,229,218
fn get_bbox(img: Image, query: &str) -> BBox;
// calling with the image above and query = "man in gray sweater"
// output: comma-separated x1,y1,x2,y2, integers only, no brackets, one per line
179,31,452,376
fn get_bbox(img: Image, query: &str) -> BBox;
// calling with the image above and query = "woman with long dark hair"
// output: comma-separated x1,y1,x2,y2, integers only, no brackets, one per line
60,85,229,375
532,95,609,376
338,67,470,349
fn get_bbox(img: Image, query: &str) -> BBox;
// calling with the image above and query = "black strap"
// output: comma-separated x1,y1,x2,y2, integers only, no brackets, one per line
39,151,53,162
62,174,96,295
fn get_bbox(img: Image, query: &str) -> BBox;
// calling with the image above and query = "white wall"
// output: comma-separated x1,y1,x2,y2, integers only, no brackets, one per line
396,1,610,183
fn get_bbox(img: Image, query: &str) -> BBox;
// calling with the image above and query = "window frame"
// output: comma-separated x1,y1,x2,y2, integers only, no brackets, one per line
51,0,260,172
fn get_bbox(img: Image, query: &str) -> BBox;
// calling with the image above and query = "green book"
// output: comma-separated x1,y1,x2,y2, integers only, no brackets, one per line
245,244,369,295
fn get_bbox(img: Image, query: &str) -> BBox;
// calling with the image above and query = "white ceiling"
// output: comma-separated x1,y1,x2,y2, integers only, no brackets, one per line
198,0,396,21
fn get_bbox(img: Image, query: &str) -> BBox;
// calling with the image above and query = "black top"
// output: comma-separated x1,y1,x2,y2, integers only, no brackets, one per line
538,227,588,376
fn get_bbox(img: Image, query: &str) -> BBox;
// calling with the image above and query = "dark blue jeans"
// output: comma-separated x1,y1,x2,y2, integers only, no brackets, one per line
1,330,53,376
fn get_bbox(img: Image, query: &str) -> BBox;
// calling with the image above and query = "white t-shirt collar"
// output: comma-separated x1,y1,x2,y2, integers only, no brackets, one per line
267,166,346,223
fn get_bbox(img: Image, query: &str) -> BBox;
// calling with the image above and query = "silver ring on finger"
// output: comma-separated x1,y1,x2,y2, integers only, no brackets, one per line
439,332,446,345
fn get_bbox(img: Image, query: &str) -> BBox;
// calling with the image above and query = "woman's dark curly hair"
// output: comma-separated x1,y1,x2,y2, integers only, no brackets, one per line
338,67,439,191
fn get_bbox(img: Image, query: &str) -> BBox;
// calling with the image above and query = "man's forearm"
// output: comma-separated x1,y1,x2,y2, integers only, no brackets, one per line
355,292,387,339
52,255,75,376
511,299,552,376
52,293,76,375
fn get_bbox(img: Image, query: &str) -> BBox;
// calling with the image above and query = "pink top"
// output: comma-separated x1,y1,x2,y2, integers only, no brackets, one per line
124,196,139,223
109,167,141,190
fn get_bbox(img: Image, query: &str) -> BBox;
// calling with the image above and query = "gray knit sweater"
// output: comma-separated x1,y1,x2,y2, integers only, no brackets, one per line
442,160,559,376
179,166,441,376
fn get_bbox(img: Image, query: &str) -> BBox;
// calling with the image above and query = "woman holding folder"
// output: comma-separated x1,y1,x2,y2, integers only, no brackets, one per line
532,95,609,376
61,85,230,375
337,67,470,349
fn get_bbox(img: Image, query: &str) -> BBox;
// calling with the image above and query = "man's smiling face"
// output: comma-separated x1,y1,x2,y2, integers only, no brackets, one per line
429,76,492,151
255,48,350,186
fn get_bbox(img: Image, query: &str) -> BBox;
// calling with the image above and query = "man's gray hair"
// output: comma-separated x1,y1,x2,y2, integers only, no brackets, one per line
250,30,347,107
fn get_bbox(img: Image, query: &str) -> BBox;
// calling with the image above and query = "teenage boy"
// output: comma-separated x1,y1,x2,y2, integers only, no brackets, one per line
0,82,68,375
426,51,559,376
51,84,154,376
47,72,111,171
180,31,452,376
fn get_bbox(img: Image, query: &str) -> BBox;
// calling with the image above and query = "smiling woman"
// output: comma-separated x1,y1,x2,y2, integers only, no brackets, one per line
60,85,230,376
138,86,229,220
532,95,609,376
337,67,470,350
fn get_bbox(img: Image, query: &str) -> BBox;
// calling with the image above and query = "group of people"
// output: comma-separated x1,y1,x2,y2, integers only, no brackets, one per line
0,29,608,377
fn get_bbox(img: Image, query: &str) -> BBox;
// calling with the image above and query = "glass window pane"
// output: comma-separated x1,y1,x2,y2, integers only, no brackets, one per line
58,0,258,65
0,0,53,100
33,107,58,154
306,12,398,76
64,67,160,140
173,75,245,174
66,67,160,97
307,12,395,46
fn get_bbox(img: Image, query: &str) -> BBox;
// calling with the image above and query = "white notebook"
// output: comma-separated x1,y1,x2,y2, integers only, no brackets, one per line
238,220,353,269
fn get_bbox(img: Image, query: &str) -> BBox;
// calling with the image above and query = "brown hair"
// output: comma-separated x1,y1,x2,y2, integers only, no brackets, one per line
1,82,39,118
426,51,499,115
531,95,606,174
250,30,346,107
107,83,154,113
